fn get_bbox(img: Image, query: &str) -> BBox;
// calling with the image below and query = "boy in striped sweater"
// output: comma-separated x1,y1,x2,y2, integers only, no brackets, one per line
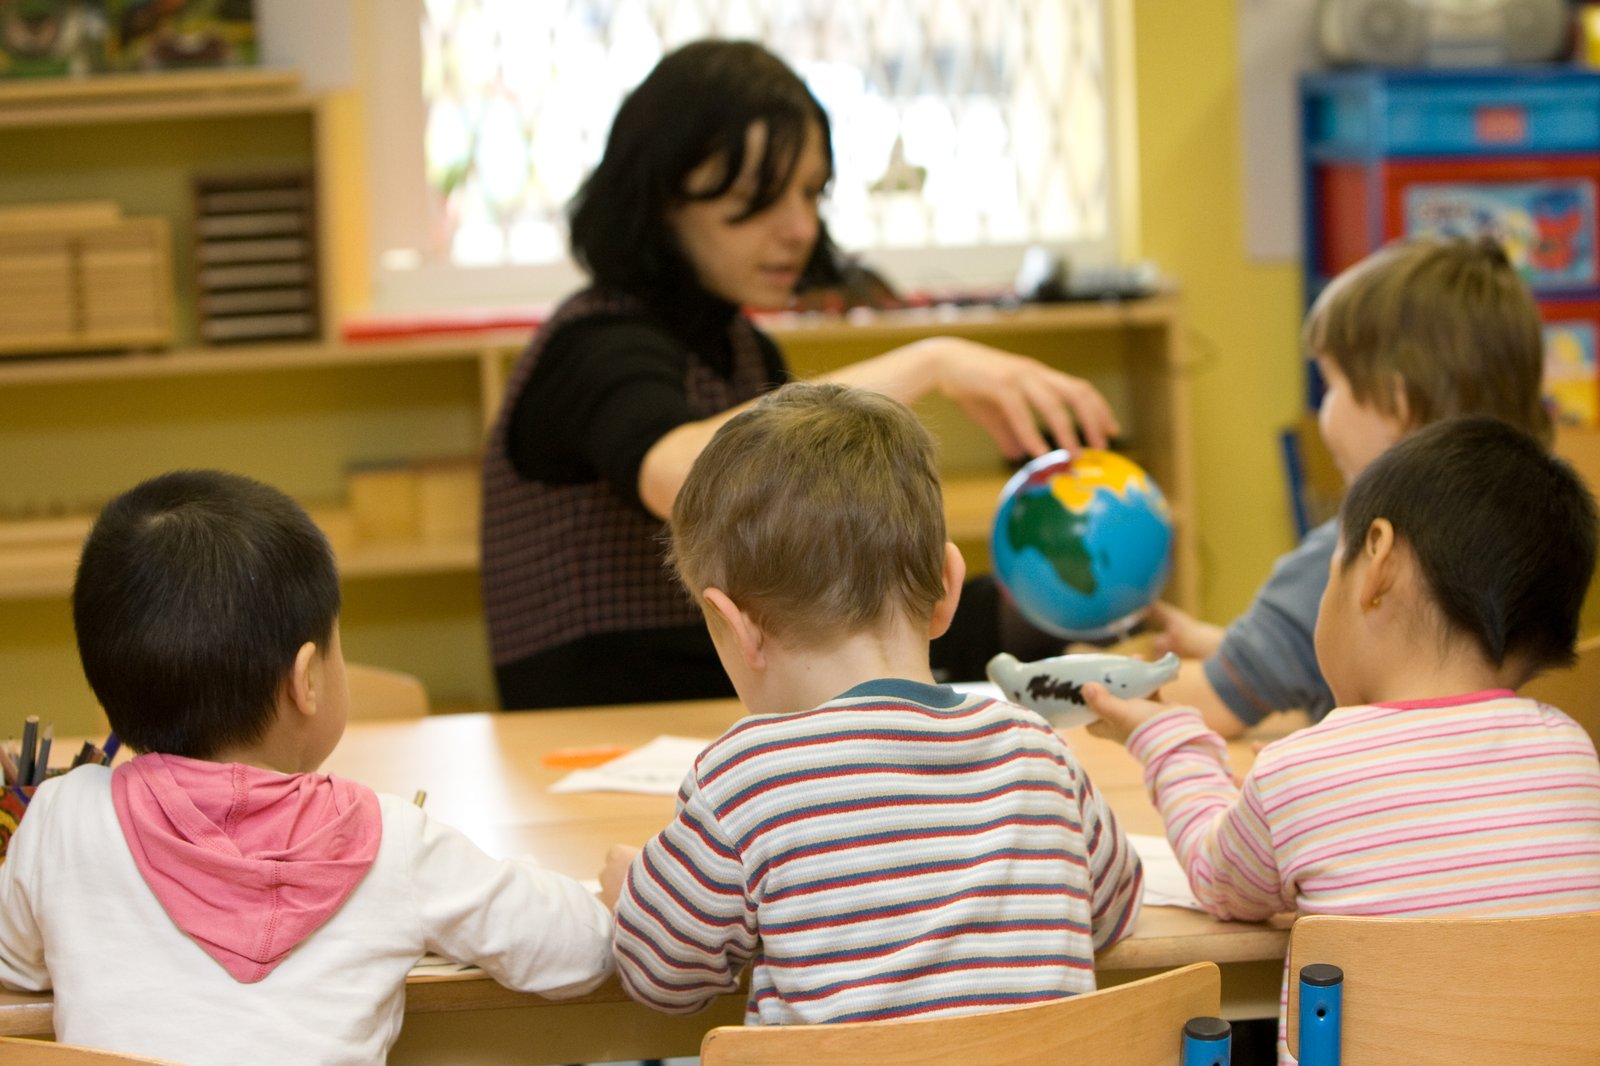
601,381,1143,1023
1085,416,1600,1062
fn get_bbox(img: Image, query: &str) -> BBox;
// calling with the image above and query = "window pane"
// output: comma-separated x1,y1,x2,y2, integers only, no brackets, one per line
419,0,1108,269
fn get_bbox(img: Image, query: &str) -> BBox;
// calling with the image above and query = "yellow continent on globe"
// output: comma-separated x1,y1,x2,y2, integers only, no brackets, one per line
1047,450,1157,513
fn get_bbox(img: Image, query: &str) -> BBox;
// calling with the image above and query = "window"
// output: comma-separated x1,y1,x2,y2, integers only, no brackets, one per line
368,0,1126,311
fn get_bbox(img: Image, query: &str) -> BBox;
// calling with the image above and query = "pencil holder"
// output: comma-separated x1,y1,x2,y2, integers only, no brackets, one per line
0,785,36,862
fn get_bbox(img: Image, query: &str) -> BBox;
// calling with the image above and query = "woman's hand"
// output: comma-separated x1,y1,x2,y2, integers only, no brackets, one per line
646,334,1124,521
922,337,1120,458
1147,601,1226,660
1083,681,1169,745
827,337,1120,459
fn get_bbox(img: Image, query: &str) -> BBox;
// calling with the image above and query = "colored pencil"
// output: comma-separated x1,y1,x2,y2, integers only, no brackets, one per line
15,717,37,790
31,725,52,786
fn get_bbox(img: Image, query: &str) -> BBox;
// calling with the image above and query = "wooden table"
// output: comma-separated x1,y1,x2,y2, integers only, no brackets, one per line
0,702,1291,1065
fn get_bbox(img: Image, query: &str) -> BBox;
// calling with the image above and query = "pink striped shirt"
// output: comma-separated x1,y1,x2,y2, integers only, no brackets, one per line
1128,690,1600,1061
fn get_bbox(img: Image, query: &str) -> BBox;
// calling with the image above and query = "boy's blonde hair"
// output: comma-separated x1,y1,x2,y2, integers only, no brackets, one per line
670,382,947,647
1303,236,1552,445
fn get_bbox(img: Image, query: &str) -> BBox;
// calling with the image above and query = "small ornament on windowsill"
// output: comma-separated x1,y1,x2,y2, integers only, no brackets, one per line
868,134,927,196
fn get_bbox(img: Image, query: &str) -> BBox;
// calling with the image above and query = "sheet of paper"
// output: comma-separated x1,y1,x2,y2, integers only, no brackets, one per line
409,953,481,977
548,735,709,795
1129,833,1203,911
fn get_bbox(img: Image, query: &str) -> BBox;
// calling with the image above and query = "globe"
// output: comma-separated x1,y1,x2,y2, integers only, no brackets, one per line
990,448,1174,640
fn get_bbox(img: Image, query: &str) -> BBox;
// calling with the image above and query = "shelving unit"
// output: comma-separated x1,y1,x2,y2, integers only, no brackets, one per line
0,297,1193,724
0,68,338,350
0,298,1195,589
0,70,1195,727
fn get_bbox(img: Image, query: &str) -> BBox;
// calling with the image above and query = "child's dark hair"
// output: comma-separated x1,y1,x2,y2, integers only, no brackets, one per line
1339,417,1596,677
72,469,340,759
568,39,834,309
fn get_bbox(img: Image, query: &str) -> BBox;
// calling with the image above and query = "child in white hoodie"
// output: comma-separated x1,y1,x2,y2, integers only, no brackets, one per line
0,470,613,1066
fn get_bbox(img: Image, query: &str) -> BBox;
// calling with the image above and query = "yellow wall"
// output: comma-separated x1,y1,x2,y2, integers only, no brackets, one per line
1130,0,1309,621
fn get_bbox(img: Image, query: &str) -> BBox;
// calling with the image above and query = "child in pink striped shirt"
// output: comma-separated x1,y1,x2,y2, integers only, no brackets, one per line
1086,415,1600,1063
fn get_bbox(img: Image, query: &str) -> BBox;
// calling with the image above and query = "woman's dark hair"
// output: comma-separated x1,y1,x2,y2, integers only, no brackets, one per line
72,469,341,758
568,39,834,307
1338,417,1597,677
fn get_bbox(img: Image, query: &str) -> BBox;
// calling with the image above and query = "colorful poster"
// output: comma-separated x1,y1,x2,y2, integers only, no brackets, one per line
1544,319,1600,428
1404,180,1598,290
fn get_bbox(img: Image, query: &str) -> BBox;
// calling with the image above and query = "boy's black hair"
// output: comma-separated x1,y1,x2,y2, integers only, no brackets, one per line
72,469,341,758
1338,417,1597,676
568,39,834,310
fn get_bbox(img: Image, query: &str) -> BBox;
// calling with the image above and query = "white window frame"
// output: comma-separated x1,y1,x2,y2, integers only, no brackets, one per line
362,0,1139,313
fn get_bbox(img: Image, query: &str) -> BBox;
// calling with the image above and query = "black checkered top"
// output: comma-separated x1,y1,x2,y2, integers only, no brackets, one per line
480,288,774,667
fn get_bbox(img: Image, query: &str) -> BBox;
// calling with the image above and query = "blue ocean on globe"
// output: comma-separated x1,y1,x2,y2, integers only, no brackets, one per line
990,448,1174,640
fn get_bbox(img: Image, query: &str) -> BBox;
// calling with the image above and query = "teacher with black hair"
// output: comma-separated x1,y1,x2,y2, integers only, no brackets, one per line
482,39,1118,710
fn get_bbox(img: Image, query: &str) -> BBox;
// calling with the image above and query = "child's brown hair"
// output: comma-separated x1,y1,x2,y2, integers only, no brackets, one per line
1303,236,1552,445
670,382,946,647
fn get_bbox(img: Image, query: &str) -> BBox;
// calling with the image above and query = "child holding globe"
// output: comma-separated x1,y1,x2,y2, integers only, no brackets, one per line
1145,236,1553,737
1084,415,1600,1064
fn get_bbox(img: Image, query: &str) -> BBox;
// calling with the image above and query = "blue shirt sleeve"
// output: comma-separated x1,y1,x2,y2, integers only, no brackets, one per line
1202,519,1340,725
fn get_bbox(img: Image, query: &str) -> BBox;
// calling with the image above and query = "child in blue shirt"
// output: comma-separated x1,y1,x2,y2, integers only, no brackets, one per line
1151,236,1553,735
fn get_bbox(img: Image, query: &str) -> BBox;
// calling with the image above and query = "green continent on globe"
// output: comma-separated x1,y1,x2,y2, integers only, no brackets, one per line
1005,488,1097,595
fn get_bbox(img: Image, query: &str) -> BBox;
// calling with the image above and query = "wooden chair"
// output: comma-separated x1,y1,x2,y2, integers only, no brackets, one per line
344,662,430,721
1286,912,1600,1064
699,961,1223,1066
1524,632,1600,746
0,1038,184,1064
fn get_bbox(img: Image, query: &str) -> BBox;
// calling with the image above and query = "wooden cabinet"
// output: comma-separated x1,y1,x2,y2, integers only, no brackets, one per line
0,68,339,351
0,72,1194,729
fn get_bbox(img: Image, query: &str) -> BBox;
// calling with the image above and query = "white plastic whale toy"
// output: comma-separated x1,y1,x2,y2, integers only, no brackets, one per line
985,650,1181,730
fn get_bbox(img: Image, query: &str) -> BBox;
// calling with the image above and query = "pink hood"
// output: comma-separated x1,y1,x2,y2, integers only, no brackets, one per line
112,753,382,983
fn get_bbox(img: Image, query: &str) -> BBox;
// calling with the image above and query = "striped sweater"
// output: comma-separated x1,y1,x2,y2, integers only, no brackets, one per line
612,678,1143,1024
1128,690,1600,1063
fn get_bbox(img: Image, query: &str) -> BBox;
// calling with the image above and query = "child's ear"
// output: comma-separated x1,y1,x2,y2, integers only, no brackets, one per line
928,542,967,639
1358,517,1399,610
287,640,320,719
702,588,767,671
1388,373,1413,430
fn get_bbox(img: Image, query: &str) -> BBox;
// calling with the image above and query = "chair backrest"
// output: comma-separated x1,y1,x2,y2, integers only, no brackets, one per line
1524,632,1600,746
1286,912,1600,1065
0,1038,184,1064
699,961,1221,1066
344,662,429,720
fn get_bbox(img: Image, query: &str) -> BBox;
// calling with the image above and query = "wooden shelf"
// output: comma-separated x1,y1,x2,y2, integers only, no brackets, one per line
0,299,1181,387
0,334,527,386
762,295,1184,346
943,473,1012,546
0,69,312,130
338,539,480,580
0,532,485,602
0,473,1011,602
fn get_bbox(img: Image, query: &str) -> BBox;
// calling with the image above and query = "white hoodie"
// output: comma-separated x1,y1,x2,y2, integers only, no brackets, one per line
0,763,614,1066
